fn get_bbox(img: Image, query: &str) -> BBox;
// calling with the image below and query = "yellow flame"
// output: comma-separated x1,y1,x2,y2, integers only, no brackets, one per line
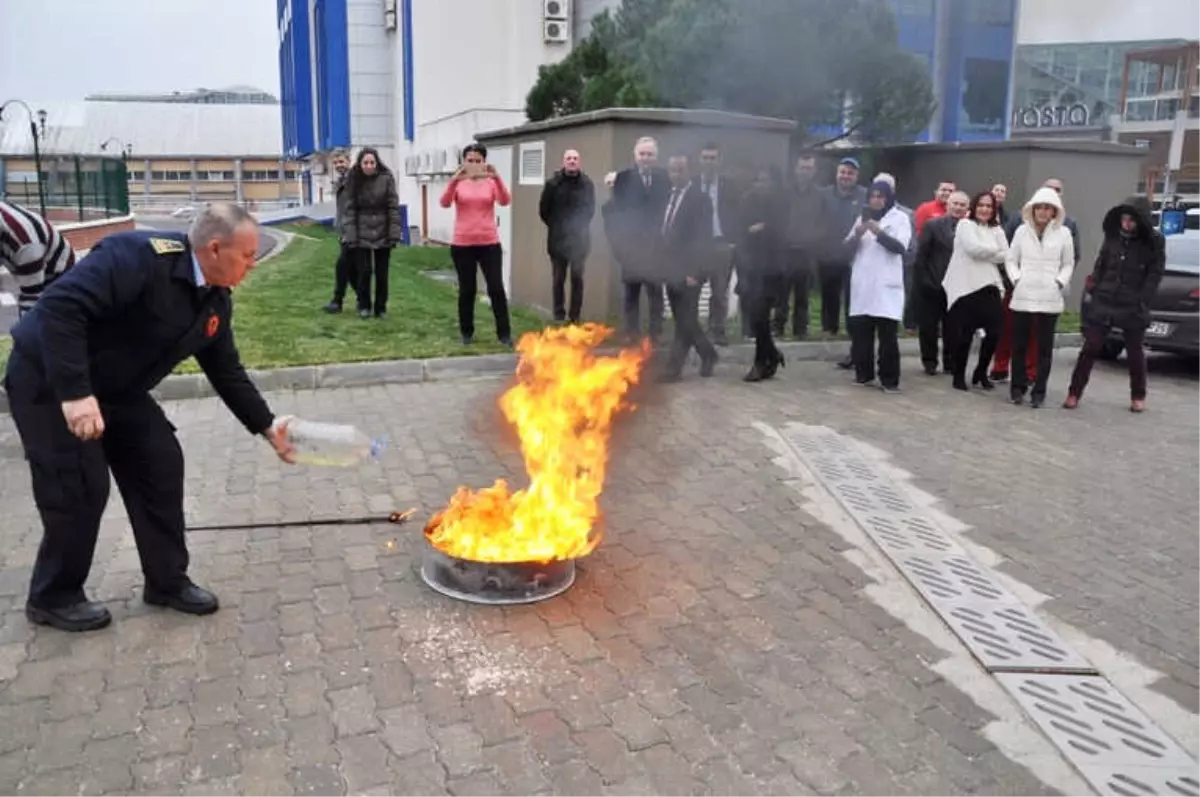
424,324,651,563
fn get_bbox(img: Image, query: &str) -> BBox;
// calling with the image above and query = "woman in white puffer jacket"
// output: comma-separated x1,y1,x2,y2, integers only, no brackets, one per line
1004,186,1075,408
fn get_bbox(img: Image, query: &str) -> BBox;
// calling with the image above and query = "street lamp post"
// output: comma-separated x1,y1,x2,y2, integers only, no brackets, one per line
0,99,48,218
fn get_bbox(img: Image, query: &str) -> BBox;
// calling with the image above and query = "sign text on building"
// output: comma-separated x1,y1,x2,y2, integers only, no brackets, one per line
1012,103,1091,129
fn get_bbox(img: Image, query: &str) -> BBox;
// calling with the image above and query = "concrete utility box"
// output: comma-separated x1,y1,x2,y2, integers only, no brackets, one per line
476,108,795,323
838,140,1146,301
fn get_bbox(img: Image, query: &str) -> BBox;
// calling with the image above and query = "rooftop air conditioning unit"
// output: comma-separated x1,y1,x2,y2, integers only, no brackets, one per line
404,156,418,176
418,153,432,175
543,0,568,20
447,146,463,168
543,18,570,44
432,150,448,173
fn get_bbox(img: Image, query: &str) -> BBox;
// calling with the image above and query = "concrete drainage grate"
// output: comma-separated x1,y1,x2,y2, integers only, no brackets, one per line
894,553,1011,602
997,674,1200,794
777,423,1199,795
941,602,1096,673
1076,765,1199,796
859,512,965,557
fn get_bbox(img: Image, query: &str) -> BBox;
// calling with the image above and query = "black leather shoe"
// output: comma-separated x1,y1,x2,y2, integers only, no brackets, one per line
699,353,717,377
144,583,220,616
26,601,112,632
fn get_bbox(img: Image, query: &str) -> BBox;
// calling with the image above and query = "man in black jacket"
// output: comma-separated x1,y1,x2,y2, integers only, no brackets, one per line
539,149,596,324
323,149,357,313
602,137,671,343
694,142,741,345
912,189,970,374
1065,196,1165,412
658,154,718,381
5,203,294,632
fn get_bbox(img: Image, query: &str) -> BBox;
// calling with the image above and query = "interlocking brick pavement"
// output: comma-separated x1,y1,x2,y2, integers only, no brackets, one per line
0,349,1194,795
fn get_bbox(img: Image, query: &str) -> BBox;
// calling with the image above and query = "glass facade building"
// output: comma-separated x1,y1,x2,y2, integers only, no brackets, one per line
1010,38,1193,134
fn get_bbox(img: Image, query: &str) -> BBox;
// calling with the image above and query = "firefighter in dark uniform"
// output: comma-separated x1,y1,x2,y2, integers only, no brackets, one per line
4,202,294,632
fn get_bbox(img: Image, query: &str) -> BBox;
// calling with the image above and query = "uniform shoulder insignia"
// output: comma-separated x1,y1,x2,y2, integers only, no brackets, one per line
148,237,186,255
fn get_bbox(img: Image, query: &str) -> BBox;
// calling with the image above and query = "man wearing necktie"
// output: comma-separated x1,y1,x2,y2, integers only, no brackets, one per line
695,142,740,346
600,137,670,344
4,203,295,633
658,154,718,382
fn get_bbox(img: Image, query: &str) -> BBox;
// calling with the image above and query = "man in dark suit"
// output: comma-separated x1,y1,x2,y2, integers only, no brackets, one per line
658,153,718,382
602,136,671,343
912,189,970,374
694,141,741,345
5,202,295,632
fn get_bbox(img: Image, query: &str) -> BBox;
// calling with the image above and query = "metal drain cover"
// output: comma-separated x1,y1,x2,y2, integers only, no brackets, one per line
893,553,1012,602
998,674,1198,793
941,602,1095,673
857,512,965,558
1076,764,1199,796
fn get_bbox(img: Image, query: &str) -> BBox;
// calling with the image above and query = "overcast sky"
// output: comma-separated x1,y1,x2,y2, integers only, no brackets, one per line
0,0,280,103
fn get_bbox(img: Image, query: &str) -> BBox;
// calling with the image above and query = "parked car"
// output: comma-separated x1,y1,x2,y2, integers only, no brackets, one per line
1082,229,1200,360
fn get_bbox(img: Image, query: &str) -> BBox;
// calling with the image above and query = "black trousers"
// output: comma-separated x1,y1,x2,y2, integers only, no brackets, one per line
705,242,736,337
916,286,952,371
550,255,585,323
451,243,511,340
818,263,849,334
946,286,1003,383
849,315,900,388
1069,322,1148,400
751,274,783,365
622,279,664,342
355,247,391,314
331,243,358,305
665,283,717,374
773,248,815,337
1011,310,1059,400
5,354,189,608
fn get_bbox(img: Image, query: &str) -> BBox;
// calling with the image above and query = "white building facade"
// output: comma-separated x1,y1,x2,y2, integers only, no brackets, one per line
1009,0,1198,137
279,0,574,241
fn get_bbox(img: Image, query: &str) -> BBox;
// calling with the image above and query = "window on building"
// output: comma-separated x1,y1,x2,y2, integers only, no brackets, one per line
151,171,165,181
518,142,546,186
894,0,932,16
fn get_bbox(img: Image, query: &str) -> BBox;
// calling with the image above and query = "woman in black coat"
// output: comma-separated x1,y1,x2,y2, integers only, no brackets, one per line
1064,196,1165,412
342,147,402,320
739,166,787,382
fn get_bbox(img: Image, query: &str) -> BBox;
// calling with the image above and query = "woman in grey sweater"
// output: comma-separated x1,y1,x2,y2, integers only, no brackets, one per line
342,148,402,319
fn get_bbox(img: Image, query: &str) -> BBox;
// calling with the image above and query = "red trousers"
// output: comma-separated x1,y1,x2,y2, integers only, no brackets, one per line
991,290,1038,380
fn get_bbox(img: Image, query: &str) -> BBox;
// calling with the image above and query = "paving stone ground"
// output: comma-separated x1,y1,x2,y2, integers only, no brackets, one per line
0,349,1195,796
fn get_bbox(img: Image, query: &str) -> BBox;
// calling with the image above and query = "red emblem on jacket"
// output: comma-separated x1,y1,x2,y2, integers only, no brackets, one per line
205,314,220,338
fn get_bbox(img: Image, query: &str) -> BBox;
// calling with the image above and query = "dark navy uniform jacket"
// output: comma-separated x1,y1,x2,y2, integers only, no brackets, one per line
9,230,274,435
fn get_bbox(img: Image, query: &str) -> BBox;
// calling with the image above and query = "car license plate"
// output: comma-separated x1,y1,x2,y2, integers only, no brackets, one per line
1146,321,1172,337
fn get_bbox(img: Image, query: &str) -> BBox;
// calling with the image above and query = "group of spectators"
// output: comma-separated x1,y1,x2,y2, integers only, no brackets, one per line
316,139,1167,410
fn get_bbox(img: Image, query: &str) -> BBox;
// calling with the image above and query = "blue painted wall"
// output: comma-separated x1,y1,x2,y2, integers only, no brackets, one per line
941,0,1015,142
313,0,352,151
401,0,415,142
278,0,315,158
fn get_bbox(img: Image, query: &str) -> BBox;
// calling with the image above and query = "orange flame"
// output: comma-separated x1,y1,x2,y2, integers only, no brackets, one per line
424,324,651,563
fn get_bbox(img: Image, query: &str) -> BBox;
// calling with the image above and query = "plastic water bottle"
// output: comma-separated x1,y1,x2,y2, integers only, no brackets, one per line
284,419,387,467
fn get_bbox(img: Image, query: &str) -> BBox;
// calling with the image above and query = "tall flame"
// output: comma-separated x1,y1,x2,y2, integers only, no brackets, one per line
424,324,651,563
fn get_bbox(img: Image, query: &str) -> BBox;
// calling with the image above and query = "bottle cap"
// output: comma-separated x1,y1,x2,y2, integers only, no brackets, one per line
369,436,388,459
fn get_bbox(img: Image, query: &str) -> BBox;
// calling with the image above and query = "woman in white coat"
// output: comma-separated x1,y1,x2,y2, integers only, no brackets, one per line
942,190,1008,391
1004,185,1076,407
845,180,912,392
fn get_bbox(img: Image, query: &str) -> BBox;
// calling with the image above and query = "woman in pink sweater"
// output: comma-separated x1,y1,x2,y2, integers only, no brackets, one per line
440,143,513,346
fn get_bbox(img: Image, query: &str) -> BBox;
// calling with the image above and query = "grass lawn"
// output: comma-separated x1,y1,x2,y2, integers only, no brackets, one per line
169,224,547,373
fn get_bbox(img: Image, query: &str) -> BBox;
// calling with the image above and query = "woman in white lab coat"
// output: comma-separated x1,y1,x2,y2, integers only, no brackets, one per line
844,180,913,392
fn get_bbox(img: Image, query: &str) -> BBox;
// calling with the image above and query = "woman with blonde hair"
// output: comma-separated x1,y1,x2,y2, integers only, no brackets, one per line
1004,186,1075,407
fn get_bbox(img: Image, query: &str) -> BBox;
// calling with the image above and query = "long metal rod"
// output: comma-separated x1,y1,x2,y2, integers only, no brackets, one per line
186,508,418,533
